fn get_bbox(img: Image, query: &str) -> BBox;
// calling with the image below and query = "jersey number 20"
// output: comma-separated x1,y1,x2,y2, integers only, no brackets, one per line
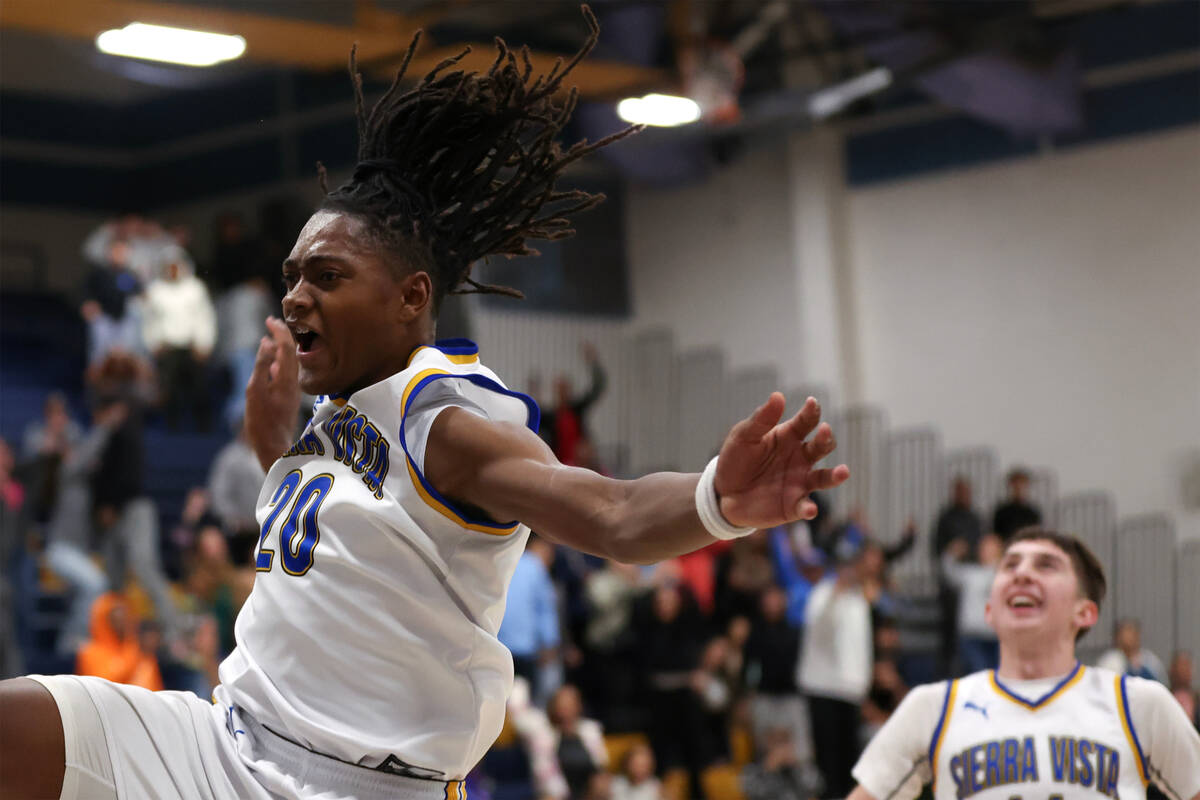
256,470,334,576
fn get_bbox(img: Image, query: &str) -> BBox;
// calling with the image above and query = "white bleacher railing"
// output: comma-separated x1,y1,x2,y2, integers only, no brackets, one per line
471,311,1194,672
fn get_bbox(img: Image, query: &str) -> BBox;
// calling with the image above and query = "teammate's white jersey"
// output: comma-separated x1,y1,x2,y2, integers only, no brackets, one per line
216,340,538,783
854,663,1200,800
932,664,1145,798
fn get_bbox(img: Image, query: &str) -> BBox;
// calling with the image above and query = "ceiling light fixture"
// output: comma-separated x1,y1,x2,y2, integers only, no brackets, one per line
616,93,702,127
96,23,246,67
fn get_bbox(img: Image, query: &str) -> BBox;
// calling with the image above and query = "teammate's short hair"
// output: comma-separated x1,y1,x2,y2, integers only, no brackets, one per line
1005,528,1107,641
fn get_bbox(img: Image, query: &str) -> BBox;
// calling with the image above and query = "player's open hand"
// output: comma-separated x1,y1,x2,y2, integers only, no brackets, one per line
244,316,301,470
714,393,849,528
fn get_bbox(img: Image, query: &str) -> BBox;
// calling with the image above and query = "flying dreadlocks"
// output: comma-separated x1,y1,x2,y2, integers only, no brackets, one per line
320,5,638,309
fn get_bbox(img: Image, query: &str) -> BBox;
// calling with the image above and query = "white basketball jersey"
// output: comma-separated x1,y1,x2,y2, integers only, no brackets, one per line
216,340,537,783
930,664,1150,799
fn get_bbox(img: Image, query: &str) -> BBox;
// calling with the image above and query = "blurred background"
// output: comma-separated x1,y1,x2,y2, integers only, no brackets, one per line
1,1,1197,798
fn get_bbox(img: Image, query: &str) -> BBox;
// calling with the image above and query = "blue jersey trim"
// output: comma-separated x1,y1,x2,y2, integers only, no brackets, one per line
928,679,954,766
434,337,480,357
1120,674,1150,779
991,661,1082,708
398,371,540,532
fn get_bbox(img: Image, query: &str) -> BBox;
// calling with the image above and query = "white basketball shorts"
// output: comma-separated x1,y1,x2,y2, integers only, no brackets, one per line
27,674,465,800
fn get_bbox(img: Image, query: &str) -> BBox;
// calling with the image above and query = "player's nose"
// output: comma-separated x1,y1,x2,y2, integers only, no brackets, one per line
1009,560,1036,582
281,281,314,318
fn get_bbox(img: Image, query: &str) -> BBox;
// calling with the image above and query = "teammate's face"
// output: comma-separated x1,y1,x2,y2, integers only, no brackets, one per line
985,539,1097,643
282,211,431,395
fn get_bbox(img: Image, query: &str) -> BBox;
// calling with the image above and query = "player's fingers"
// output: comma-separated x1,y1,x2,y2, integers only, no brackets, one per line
796,498,819,520
248,335,275,388
780,397,821,443
801,423,836,463
733,393,786,443
265,316,291,347
805,464,850,491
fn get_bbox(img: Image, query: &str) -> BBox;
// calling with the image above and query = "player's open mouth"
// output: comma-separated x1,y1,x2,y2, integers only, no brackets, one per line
296,331,319,352
289,324,322,354
1007,593,1041,611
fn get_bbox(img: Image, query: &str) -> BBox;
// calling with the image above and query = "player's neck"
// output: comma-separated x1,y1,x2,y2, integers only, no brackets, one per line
996,637,1077,681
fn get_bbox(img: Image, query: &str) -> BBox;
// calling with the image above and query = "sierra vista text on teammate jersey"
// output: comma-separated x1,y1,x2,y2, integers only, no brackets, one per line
284,404,390,500
948,734,1126,799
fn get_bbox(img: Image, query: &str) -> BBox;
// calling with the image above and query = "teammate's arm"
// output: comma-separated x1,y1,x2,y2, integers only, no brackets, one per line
847,682,945,800
423,393,848,563
1127,678,1200,800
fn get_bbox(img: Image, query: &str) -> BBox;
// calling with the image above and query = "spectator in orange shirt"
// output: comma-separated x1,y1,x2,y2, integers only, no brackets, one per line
76,592,162,691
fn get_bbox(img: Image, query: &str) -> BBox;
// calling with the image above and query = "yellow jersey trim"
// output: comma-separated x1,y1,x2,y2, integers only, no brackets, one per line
400,367,520,536
988,664,1086,711
402,368,452,410
404,459,519,536
406,345,480,368
931,678,958,791
406,345,430,368
1114,676,1149,786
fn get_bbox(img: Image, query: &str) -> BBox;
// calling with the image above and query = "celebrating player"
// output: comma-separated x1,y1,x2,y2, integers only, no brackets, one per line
848,529,1200,800
0,9,849,800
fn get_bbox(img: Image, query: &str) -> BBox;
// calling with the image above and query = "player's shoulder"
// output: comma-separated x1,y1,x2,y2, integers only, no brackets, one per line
945,668,996,692
1116,671,1177,707
911,678,955,697
395,340,537,433
900,678,957,712
1085,664,1165,696
405,339,487,375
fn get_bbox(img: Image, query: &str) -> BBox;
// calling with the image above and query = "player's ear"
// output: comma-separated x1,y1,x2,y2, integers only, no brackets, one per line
1073,597,1099,633
396,270,432,322
984,600,993,628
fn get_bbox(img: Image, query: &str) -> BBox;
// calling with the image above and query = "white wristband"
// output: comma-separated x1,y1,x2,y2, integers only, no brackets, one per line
695,456,757,541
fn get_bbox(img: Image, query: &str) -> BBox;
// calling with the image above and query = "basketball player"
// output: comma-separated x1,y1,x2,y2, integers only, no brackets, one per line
0,10,850,800
848,529,1200,800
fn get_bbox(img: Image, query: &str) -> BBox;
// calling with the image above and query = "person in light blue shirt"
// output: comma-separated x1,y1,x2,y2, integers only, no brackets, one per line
499,534,561,705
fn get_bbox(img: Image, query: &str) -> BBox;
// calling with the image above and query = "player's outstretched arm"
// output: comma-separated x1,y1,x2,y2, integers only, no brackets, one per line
244,316,301,472
847,787,878,800
424,392,848,563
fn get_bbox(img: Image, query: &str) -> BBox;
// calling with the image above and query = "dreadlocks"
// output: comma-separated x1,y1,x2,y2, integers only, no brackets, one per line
320,5,637,311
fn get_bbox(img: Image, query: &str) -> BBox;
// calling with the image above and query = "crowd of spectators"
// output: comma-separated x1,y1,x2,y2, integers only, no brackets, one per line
2,209,276,703
2,214,1198,800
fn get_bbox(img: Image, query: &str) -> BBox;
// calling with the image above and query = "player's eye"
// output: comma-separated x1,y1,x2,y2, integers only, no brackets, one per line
320,270,339,282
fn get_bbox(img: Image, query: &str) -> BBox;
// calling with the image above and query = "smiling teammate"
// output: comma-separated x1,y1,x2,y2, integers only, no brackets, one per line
848,529,1200,800
0,10,851,800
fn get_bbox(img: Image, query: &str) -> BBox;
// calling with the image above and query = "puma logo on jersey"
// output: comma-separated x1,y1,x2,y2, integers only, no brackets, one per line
963,701,989,720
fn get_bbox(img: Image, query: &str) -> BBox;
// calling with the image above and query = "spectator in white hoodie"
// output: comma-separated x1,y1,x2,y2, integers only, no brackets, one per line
143,246,217,431
797,534,873,799
940,532,1003,674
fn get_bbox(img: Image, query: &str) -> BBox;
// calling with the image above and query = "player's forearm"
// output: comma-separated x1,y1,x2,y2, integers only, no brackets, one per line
507,465,715,565
603,471,716,564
